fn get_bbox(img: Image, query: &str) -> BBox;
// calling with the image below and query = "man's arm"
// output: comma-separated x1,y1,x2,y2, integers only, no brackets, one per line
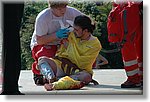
36,33,58,45
97,54,108,66
36,28,69,45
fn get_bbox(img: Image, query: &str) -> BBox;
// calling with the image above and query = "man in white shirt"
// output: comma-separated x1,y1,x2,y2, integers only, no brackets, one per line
30,0,83,85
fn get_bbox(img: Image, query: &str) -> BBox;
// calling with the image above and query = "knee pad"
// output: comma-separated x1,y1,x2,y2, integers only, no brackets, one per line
38,58,55,80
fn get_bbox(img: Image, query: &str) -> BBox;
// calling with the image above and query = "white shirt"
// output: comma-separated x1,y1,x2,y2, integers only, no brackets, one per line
30,6,82,50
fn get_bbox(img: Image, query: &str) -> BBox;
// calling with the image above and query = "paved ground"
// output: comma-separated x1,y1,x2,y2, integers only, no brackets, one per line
0,69,142,95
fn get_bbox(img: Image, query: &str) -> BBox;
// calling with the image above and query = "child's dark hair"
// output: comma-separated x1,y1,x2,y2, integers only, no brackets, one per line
74,15,96,33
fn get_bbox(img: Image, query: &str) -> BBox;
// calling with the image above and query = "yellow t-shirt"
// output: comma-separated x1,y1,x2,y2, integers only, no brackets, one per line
55,32,102,75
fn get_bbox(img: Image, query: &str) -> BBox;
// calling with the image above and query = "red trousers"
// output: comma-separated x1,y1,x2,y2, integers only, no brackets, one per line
31,45,57,75
121,28,143,84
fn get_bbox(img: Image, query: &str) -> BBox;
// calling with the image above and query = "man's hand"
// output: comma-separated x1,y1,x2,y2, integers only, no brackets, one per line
56,28,69,39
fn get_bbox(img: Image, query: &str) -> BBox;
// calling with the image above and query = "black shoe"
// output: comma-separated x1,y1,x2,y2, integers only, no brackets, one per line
121,80,141,88
1,91,25,95
33,74,49,85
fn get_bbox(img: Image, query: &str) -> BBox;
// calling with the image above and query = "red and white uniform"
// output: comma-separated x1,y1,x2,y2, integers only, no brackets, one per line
107,1,143,84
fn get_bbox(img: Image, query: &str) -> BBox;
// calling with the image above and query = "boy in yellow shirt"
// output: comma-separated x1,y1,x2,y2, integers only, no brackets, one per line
37,15,101,90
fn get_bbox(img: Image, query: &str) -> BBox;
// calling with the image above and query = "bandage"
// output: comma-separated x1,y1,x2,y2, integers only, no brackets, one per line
38,59,55,80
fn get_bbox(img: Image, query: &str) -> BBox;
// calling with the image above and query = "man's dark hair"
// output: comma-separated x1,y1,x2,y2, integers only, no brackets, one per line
74,15,96,33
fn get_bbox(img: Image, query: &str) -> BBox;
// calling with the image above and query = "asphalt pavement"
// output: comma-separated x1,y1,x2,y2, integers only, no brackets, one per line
3,69,142,95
